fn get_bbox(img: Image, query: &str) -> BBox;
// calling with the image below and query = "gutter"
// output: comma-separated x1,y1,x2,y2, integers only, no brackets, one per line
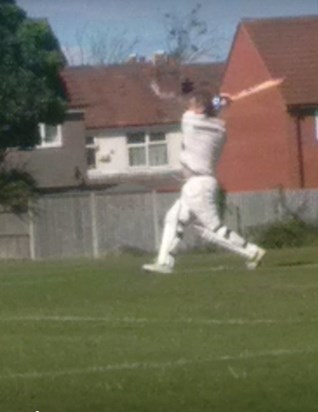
289,105,317,189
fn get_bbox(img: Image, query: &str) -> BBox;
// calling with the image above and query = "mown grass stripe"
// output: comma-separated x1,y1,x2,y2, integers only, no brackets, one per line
0,315,317,325
0,348,314,381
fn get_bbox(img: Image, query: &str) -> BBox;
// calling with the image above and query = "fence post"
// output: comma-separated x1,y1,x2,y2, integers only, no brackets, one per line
90,191,99,258
28,200,36,260
235,205,243,235
152,190,160,250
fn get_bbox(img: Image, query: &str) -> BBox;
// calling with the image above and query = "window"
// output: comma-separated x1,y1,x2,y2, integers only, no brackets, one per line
38,124,62,148
127,132,168,167
86,136,98,169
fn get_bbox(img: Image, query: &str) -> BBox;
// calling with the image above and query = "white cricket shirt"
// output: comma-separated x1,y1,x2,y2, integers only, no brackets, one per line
180,110,226,176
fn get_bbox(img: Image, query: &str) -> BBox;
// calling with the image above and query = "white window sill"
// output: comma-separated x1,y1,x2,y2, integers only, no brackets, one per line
87,167,178,179
36,143,63,150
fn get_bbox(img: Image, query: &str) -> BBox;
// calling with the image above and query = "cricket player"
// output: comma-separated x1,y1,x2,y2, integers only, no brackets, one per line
143,89,266,274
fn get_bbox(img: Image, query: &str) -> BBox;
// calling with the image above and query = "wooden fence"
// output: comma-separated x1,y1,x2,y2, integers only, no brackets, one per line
0,188,317,260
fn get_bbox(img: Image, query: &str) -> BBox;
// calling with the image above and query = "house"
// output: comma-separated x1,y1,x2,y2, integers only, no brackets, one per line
6,16,318,196
218,15,318,192
59,58,224,192
7,58,223,193
6,110,88,191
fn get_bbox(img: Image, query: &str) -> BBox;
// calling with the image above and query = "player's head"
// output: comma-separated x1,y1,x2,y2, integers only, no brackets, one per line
187,89,216,117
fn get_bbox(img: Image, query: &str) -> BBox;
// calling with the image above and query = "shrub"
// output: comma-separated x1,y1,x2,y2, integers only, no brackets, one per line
250,219,318,249
0,168,38,214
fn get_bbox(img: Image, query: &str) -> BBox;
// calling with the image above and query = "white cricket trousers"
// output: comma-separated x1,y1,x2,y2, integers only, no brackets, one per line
157,175,259,266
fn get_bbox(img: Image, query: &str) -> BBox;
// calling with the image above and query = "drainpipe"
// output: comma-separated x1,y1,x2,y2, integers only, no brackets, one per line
295,114,305,188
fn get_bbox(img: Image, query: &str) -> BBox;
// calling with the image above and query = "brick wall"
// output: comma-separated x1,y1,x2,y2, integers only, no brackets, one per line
218,25,312,192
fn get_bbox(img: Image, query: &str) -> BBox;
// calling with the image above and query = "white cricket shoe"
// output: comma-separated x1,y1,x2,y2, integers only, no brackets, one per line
142,262,173,274
246,247,266,270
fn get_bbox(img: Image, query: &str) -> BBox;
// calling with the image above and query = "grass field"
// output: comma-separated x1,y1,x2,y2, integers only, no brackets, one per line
1,247,318,412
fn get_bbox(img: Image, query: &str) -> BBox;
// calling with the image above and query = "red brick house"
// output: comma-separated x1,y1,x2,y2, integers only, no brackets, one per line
219,15,318,192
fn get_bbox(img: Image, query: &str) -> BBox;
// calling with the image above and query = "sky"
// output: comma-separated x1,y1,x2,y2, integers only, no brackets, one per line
15,0,318,64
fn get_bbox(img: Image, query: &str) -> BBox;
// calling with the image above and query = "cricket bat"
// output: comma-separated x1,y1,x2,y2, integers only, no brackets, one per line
229,78,284,102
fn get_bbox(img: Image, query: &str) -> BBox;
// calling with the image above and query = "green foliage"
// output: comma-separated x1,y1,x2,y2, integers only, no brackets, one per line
0,167,38,213
0,0,66,149
250,187,318,249
251,218,318,249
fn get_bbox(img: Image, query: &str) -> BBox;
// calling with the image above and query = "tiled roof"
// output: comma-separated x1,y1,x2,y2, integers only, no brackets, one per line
243,15,318,106
60,61,224,130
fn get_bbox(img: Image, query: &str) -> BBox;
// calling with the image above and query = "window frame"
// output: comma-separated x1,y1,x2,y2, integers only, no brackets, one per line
85,136,98,170
37,123,63,149
127,131,168,168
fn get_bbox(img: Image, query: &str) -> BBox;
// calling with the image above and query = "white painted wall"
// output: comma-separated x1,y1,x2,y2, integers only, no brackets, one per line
167,130,183,167
96,134,127,174
88,127,182,179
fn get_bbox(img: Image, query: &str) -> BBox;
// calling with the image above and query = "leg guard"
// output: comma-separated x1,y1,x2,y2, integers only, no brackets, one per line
157,199,190,267
196,224,259,260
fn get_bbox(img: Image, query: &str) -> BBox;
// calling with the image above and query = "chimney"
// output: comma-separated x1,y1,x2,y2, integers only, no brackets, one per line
152,50,167,66
127,53,138,64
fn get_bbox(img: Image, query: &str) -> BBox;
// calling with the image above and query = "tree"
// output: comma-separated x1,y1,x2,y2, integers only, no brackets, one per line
0,0,67,212
0,0,66,150
163,3,222,63
63,25,139,66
